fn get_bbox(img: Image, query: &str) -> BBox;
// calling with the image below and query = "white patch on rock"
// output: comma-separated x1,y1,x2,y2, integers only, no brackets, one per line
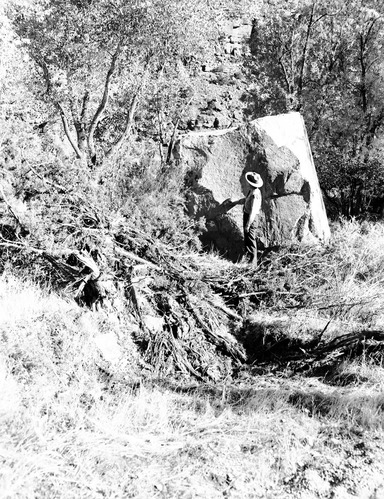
94,332,122,364
255,112,331,244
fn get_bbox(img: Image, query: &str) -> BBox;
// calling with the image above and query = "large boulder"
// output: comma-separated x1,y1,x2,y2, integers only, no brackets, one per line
177,112,330,261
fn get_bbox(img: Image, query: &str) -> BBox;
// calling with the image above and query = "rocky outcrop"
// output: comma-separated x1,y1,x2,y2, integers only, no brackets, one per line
180,19,253,133
221,19,252,56
177,112,330,260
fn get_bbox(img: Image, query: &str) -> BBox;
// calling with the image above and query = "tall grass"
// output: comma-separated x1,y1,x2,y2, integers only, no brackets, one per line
325,219,384,323
247,219,384,347
2,221,384,497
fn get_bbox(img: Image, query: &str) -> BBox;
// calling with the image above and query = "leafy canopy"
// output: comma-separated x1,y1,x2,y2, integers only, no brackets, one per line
9,0,217,164
249,0,384,217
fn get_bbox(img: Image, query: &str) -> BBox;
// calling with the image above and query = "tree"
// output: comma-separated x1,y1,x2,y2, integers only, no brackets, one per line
248,0,384,217
311,1,384,216
8,0,217,167
0,3,49,174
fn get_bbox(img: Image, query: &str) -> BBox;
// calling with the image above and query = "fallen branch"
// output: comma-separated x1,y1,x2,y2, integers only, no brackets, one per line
314,330,384,356
0,185,24,228
114,245,161,269
0,236,105,306
255,329,384,366
205,296,242,321
27,164,68,193
0,236,43,254
186,296,246,362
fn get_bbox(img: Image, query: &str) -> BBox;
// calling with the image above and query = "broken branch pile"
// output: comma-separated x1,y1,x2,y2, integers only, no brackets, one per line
2,203,384,380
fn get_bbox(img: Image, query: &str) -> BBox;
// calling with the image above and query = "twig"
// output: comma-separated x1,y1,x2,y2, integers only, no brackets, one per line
314,330,384,356
281,299,375,311
316,319,332,344
114,245,161,269
206,297,242,321
0,185,23,227
186,297,245,362
27,164,68,193
238,291,270,298
0,236,43,254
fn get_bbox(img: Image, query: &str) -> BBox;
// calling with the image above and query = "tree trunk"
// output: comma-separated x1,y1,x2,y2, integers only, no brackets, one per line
58,103,84,160
105,64,150,159
88,43,122,165
106,92,140,158
75,122,89,162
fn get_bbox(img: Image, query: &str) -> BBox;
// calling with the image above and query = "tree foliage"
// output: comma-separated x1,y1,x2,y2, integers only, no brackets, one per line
9,0,217,166
249,0,384,217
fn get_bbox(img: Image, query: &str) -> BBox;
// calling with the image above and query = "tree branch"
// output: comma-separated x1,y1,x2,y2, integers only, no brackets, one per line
107,92,140,157
0,185,23,228
80,91,90,123
166,95,193,164
57,103,83,159
36,58,52,95
88,42,123,162
278,55,291,96
297,3,315,103
106,63,151,158
27,164,68,193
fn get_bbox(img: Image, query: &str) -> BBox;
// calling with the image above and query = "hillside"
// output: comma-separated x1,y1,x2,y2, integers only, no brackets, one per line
2,221,384,497
3,0,384,497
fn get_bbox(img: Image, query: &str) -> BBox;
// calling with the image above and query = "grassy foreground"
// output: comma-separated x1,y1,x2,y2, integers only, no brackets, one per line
2,221,384,498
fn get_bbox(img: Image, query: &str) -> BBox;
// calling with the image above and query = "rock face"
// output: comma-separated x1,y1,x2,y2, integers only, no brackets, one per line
177,112,330,261
178,19,253,134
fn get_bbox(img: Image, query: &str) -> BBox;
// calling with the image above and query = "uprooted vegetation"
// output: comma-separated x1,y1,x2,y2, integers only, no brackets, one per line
3,159,384,497
2,274,384,498
2,154,384,381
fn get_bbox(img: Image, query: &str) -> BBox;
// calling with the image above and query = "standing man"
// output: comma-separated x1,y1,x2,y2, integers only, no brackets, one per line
243,171,263,266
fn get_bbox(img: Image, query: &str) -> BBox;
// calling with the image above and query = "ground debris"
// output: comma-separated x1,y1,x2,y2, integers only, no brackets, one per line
3,219,384,381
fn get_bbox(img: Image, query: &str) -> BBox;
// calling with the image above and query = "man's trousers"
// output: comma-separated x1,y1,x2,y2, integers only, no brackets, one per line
243,213,258,265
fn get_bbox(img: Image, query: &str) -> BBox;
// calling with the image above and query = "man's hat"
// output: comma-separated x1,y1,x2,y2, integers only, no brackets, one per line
245,171,263,188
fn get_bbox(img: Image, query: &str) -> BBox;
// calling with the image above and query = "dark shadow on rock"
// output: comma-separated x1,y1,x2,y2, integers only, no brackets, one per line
201,214,244,262
185,181,246,262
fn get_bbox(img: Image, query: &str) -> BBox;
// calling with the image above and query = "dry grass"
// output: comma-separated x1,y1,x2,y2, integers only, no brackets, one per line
2,221,384,497
240,220,384,365
2,346,384,499
321,219,384,325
